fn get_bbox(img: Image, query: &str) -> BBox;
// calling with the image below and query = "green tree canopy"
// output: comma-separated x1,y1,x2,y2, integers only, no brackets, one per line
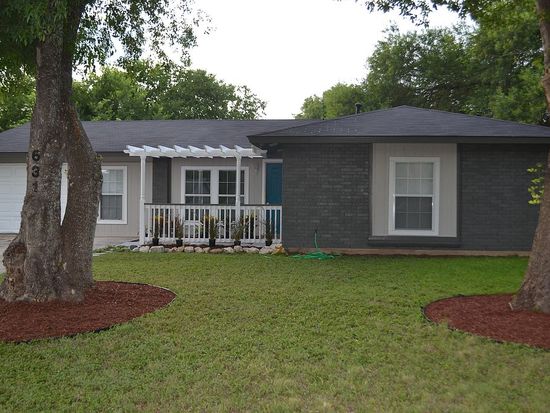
0,73,34,132
298,0,544,124
295,83,368,119
72,62,266,121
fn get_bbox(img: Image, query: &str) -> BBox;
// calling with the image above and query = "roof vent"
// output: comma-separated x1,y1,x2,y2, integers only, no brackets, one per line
355,103,362,114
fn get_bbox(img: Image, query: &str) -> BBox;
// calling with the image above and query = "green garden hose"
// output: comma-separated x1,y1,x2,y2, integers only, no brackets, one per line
291,230,335,260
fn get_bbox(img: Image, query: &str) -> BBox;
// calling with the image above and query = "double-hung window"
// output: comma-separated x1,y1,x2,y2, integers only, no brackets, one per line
182,168,247,205
218,170,245,205
99,166,127,224
389,157,439,235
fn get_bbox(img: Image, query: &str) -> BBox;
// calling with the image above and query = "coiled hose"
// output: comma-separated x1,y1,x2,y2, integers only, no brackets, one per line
291,230,335,260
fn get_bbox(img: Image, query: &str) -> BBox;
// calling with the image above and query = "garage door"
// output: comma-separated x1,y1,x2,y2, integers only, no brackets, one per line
0,164,26,233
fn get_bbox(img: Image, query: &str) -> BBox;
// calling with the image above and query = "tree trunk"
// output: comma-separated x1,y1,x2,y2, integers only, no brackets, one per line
0,3,101,302
511,0,550,312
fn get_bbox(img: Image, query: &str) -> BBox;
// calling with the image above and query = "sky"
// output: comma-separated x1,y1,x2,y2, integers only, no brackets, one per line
185,0,460,119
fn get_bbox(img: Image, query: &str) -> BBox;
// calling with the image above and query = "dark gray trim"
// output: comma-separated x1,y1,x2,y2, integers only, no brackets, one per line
456,145,463,243
368,143,374,240
152,158,171,203
367,236,461,248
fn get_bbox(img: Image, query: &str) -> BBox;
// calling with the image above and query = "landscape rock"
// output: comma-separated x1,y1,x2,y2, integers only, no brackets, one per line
272,244,286,255
139,246,150,253
176,246,185,252
223,247,235,254
233,245,244,253
245,247,259,254
202,247,210,254
169,247,178,253
149,246,165,253
184,246,195,253
194,247,204,253
259,246,274,255
209,248,223,254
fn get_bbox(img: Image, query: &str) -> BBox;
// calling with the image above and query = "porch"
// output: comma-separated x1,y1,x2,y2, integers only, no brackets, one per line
124,143,283,246
145,203,282,246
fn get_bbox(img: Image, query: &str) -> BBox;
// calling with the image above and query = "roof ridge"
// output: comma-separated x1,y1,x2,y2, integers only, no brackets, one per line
78,118,312,123
401,105,549,130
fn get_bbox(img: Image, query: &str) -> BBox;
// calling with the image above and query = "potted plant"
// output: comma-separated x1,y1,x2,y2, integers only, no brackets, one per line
152,215,163,246
265,218,273,246
201,214,220,248
174,215,184,247
231,217,245,246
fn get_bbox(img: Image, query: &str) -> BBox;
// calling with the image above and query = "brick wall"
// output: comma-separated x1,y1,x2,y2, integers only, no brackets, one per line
281,142,547,251
281,144,370,249
460,144,547,250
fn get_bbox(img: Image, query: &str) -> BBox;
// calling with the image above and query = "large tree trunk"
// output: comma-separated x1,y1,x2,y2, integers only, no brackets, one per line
0,3,101,302
511,0,550,312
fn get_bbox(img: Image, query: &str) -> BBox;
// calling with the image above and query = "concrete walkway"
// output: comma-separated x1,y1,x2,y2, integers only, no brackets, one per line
0,235,136,274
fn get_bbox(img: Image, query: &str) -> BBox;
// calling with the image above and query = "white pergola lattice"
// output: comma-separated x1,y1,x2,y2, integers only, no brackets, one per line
124,144,264,159
125,144,266,245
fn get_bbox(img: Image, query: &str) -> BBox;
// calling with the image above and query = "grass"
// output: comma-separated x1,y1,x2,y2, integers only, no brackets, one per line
1,253,549,412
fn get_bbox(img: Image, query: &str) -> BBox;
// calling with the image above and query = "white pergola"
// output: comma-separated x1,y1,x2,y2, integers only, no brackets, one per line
124,144,265,245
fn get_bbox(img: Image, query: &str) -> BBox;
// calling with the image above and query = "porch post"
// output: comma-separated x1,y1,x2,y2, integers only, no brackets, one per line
235,155,242,221
139,155,146,245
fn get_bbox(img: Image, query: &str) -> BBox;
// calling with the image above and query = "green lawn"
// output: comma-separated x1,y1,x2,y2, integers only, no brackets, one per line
1,254,549,412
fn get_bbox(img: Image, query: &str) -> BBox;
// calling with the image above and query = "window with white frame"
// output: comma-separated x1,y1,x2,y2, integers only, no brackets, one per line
389,158,439,235
99,166,127,223
185,170,211,204
182,168,247,205
218,170,245,205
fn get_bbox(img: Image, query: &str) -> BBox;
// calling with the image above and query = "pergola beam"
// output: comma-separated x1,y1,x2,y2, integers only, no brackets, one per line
124,144,264,159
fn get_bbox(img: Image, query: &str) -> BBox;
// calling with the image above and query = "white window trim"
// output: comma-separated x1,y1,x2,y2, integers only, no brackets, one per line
180,166,249,205
388,157,440,236
98,165,128,225
261,159,283,204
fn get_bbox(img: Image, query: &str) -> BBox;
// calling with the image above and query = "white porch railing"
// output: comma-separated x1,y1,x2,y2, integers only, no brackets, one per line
144,204,282,245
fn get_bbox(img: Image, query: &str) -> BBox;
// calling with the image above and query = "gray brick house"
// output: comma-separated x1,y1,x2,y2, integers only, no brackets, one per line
1,106,549,252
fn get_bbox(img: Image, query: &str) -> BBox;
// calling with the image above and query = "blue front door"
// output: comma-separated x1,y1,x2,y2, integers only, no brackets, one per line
265,163,282,204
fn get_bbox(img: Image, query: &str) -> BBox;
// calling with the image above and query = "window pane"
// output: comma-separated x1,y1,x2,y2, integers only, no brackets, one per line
100,194,122,220
395,178,408,194
420,213,432,229
396,163,408,178
395,197,407,213
421,163,433,178
407,197,420,213
407,213,420,229
218,170,245,197
421,179,433,195
408,179,421,194
186,170,210,196
395,196,432,230
408,163,422,179
395,212,407,229
102,169,123,194
420,197,432,211
185,196,211,205
219,196,235,205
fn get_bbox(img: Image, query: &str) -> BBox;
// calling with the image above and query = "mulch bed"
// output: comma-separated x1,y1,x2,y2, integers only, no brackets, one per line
0,281,175,343
424,294,550,350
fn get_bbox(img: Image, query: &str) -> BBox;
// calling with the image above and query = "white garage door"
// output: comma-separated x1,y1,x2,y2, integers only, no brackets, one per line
0,164,27,233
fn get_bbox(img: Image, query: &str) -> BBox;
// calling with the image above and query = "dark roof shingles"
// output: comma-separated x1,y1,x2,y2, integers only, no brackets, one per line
251,106,550,138
0,119,315,153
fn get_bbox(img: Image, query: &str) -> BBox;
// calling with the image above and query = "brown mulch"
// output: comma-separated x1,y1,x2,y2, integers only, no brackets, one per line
0,281,175,343
424,294,550,350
